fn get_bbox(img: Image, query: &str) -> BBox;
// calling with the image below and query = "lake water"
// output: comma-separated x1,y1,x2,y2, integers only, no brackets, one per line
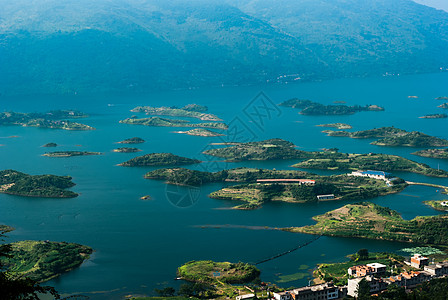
1,72,448,299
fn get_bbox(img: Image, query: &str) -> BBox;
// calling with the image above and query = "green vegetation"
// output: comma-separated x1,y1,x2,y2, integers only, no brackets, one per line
118,137,145,144
178,260,260,284
119,153,201,167
315,252,404,286
0,169,78,198
419,113,447,119
413,148,448,159
175,128,224,137
120,117,228,130
316,123,352,129
0,225,14,233
424,200,448,212
210,174,405,209
399,246,445,256
324,126,448,147
113,147,141,153
279,98,384,115
0,110,94,130
293,152,448,177
130,297,195,300
42,143,57,147
43,151,102,157
131,105,221,121
285,202,448,245
1,240,92,282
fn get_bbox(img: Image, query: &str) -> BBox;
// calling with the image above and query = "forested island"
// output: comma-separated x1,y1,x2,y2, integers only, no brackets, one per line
131,104,221,121
412,148,448,159
113,147,142,153
419,114,447,119
119,153,201,167
42,143,57,147
2,240,92,282
0,169,78,198
175,128,224,137
202,139,448,177
0,110,94,130
118,137,145,144
284,202,448,245
279,98,384,115
438,103,448,109
323,126,448,147
43,151,102,157
316,123,352,129
120,117,228,130
436,97,448,100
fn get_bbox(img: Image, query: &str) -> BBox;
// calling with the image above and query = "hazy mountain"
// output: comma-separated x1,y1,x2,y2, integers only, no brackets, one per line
0,0,447,95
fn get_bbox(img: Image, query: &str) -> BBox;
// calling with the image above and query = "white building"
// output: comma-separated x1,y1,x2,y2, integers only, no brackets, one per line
236,294,255,300
273,291,292,300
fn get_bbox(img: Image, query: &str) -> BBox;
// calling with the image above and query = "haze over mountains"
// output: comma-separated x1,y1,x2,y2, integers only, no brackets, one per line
1,0,448,95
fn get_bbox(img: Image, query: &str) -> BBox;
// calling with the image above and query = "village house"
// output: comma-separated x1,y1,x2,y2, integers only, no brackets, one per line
424,262,448,277
410,254,429,269
347,275,388,297
385,271,430,288
289,282,347,300
236,294,256,300
348,263,387,277
273,291,292,300
316,194,335,200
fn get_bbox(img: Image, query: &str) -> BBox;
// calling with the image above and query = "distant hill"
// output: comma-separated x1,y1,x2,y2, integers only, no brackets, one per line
0,0,447,94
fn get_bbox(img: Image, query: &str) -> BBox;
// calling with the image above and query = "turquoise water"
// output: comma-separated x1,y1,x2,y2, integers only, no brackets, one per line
1,72,448,298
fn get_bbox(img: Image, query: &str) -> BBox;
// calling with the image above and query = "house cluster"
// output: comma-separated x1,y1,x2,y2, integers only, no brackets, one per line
349,170,392,180
347,254,448,297
272,282,347,300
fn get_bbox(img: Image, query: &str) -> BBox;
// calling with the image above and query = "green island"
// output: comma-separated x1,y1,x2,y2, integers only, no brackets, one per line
284,202,448,245
1,240,92,282
438,103,448,109
436,96,448,100
316,123,352,129
42,142,57,147
42,151,102,157
419,113,447,119
424,200,448,212
113,147,142,153
119,153,201,167
131,104,221,121
314,251,405,286
412,148,448,159
279,98,384,115
118,137,145,144
175,128,224,137
203,138,448,177
0,225,14,232
0,110,94,130
323,126,448,147
0,169,78,198
120,116,228,130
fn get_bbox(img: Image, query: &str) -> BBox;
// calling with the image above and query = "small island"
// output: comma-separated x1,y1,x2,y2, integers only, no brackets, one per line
424,200,448,212
0,169,78,198
113,147,142,153
120,116,228,130
438,103,448,109
436,96,448,100
323,126,448,147
284,202,448,245
42,142,57,147
279,98,384,115
119,153,201,167
175,128,224,137
316,123,352,129
412,148,448,159
131,104,221,121
0,110,94,130
140,195,151,200
43,151,102,157
3,240,93,282
419,113,447,119
118,137,145,144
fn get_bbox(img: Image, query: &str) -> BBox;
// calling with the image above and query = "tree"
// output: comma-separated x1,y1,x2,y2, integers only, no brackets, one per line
0,229,59,300
357,249,369,261
155,287,176,297
356,278,371,299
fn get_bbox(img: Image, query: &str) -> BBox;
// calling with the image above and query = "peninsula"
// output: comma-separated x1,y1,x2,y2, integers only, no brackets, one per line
279,98,384,115
323,126,448,147
175,128,224,137
131,104,221,121
119,153,201,167
419,114,447,119
284,202,448,245
202,139,448,177
0,110,94,130
412,148,448,159
424,200,448,212
43,151,102,157
0,169,78,198
120,117,228,130
3,240,93,282
113,147,142,153
118,137,145,144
